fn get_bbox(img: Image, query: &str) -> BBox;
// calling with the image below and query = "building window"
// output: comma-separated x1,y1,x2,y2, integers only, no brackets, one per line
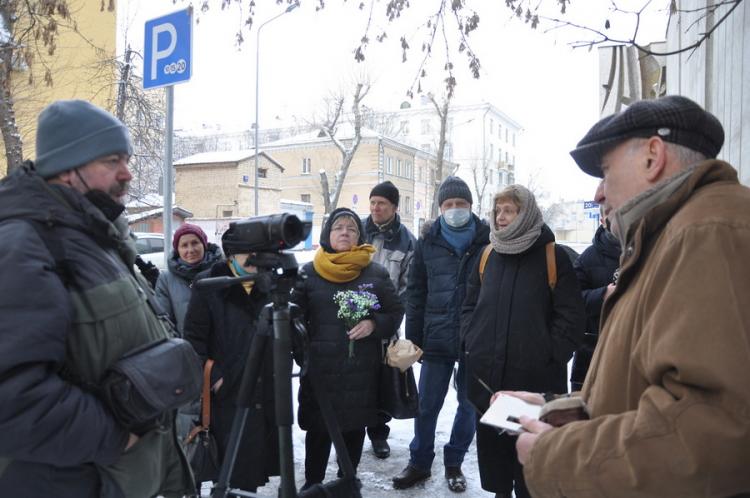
258,168,267,178
511,154,515,166
489,144,494,160
417,165,423,182
498,148,502,163
421,119,431,134
222,210,233,218
505,128,509,142
405,196,412,215
386,156,393,174
301,193,311,203
505,151,509,164
397,159,402,176
490,118,494,134
406,161,413,179
302,158,311,174
400,120,409,134
498,124,502,139
512,133,516,146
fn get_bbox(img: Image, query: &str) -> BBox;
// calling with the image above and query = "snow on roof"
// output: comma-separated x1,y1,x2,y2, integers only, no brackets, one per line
174,150,258,165
126,206,193,223
262,124,383,148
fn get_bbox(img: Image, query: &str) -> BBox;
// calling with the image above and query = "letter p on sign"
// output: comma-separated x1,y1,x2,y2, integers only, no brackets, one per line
143,8,192,90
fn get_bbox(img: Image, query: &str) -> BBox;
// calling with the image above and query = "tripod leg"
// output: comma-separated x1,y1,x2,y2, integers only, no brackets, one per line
211,332,269,498
272,306,297,498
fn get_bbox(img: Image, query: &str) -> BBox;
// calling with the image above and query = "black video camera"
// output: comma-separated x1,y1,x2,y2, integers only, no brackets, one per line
222,213,312,255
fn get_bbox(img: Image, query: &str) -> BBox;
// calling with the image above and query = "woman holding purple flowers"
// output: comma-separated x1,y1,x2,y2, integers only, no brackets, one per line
292,207,404,490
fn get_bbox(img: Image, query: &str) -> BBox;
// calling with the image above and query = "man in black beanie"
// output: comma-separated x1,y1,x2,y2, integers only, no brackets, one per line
364,180,417,459
503,95,750,497
0,100,194,497
394,175,490,492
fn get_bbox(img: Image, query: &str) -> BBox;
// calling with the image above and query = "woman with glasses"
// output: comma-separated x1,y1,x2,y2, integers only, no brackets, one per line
292,207,404,491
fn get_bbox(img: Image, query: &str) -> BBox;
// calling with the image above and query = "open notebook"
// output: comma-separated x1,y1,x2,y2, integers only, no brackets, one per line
479,394,542,434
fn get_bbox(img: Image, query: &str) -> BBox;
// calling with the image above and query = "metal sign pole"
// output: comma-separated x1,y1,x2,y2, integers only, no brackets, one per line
163,85,174,269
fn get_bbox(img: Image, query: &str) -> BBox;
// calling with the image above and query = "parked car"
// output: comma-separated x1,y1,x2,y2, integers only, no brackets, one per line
134,232,167,270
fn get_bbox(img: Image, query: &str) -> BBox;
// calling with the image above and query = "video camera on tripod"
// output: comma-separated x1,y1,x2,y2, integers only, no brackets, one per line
194,214,363,498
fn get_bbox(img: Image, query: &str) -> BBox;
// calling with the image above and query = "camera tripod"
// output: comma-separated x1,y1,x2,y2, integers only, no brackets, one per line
195,252,362,498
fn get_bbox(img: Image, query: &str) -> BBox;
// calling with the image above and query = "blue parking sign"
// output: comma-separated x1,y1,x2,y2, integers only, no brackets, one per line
143,8,192,89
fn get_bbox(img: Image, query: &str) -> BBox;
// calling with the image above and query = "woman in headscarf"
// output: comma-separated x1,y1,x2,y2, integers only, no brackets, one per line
292,207,404,490
183,225,279,493
460,185,585,498
155,223,223,335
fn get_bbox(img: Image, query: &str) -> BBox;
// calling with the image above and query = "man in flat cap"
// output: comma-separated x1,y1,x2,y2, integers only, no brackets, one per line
0,100,194,497
364,180,417,459
501,95,750,496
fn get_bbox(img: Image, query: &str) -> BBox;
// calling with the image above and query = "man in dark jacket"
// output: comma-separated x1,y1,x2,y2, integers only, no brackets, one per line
393,176,490,493
363,180,417,459
0,100,193,498
569,209,620,391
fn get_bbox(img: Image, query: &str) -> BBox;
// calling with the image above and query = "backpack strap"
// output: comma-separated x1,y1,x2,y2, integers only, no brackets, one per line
29,220,73,288
478,244,493,283
546,241,557,290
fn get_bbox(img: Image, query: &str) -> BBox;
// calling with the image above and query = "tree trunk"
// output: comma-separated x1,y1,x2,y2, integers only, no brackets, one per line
115,47,132,121
0,48,24,173
429,95,450,219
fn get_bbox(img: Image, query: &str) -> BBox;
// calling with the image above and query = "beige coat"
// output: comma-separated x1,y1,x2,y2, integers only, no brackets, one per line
525,161,750,497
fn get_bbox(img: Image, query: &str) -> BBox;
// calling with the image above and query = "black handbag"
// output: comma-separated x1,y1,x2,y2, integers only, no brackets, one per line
378,362,419,419
183,359,221,485
100,337,202,434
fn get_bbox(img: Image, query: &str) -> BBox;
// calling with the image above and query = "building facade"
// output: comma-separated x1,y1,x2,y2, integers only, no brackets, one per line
0,1,118,176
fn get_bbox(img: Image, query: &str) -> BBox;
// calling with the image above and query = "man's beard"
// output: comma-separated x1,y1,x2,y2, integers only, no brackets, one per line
109,181,130,204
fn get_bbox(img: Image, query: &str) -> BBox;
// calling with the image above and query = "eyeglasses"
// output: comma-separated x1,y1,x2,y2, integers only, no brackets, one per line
331,225,359,235
496,207,519,216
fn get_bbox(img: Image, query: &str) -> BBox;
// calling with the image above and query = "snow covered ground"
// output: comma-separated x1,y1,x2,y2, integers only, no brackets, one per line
203,362,489,498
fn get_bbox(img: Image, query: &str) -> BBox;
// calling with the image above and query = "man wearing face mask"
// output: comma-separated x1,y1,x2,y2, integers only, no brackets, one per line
393,176,490,493
0,100,193,498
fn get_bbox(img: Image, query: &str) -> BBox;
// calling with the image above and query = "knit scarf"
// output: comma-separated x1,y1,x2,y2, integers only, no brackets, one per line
439,216,476,255
313,244,376,283
490,186,544,254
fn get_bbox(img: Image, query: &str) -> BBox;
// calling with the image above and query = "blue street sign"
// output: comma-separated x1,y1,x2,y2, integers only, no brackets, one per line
143,8,192,89
583,201,599,210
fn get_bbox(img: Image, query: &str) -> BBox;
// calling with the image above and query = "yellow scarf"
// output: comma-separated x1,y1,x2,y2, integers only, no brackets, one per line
313,244,376,283
227,260,255,294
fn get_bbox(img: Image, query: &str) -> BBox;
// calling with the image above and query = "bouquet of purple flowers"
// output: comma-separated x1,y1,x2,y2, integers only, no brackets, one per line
333,283,381,358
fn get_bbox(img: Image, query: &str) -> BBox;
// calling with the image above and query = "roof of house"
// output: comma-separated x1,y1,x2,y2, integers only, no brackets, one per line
173,150,284,170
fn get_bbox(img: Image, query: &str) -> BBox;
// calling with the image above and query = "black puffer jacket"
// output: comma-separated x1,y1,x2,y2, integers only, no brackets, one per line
293,261,403,432
461,225,585,413
405,214,490,361
0,165,192,498
570,224,621,386
184,262,279,490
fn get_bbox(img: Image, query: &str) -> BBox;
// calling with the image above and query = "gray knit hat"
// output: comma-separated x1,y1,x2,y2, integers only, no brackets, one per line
35,100,133,179
437,175,472,206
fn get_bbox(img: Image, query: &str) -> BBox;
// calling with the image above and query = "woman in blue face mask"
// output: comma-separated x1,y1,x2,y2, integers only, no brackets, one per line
183,227,280,494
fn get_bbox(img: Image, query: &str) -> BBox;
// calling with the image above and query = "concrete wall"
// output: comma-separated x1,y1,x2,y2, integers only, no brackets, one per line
666,0,749,185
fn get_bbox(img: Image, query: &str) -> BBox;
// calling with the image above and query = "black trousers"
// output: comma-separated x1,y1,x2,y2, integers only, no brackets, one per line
366,411,391,441
304,427,366,485
475,415,531,498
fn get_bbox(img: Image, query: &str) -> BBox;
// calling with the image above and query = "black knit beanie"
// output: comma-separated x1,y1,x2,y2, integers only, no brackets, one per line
369,181,400,206
437,175,472,206
319,207,365,253
35,100,133,178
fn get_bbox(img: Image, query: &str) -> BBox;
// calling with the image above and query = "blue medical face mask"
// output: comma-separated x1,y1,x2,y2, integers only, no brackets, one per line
443,208,471,228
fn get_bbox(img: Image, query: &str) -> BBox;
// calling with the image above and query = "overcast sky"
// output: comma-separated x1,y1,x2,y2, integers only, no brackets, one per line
120,0,670,203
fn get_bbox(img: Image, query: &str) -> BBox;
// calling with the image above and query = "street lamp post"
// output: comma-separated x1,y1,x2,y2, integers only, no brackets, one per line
254,2,299,216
